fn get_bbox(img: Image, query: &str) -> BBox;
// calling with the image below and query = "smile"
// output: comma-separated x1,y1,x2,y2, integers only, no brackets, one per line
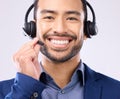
51,39,69,45
47,36,73,49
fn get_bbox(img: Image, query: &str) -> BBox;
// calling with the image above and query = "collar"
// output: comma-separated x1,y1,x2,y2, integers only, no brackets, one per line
39,61,85,86
77,61,85,86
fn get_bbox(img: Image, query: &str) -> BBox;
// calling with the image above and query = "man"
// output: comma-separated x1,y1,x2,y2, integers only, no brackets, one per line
0,0,120,99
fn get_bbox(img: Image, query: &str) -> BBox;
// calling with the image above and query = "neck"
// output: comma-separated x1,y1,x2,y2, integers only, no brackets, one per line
41,54,81,88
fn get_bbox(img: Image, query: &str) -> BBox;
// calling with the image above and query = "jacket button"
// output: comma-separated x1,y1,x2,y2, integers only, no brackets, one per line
33,92,38,97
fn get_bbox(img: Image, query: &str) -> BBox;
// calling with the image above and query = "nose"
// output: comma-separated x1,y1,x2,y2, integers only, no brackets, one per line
52,18,67,34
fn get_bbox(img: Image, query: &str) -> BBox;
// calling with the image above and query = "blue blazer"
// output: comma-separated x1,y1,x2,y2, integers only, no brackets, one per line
0,64,120,99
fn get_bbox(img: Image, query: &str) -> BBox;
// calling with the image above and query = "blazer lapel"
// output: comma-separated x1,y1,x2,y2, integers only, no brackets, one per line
84,81,102,99
84,64,102,99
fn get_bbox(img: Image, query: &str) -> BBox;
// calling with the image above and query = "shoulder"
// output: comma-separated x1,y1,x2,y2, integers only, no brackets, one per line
95,72,120,98
0,78,14,89
0,79,14,97
84,63,120,98
84,63,120,88
96,72,120,88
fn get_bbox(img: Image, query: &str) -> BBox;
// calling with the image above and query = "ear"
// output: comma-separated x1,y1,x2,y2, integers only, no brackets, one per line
83,35,88,40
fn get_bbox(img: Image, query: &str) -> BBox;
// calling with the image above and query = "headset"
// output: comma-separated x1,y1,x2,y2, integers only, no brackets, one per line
23,1,97,38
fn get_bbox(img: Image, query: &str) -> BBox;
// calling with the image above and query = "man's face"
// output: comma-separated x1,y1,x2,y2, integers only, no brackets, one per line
36,0,85,63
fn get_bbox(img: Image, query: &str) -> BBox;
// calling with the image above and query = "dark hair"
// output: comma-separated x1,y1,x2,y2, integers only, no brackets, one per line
33,0,39,20
33,0,87,22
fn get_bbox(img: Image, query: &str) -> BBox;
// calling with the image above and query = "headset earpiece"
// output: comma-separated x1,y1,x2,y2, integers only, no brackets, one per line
84,1,97,38
84,20,97,38
23,21,36,38
23,4,36,38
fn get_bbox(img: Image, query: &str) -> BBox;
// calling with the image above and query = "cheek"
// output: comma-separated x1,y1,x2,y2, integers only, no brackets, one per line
36,21,52,39
68,23,84,44
67,23,84,37
77,25,84,41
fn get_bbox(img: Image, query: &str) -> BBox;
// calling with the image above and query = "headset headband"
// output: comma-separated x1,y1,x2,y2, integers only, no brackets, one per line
23,1,97,38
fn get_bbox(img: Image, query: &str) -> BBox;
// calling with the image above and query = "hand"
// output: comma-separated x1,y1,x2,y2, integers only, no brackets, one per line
13,38,41,80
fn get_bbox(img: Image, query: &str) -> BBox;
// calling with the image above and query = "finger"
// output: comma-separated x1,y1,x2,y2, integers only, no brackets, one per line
13,38,40,64
30,37,39,48
34,44,40,56
13,45,32,62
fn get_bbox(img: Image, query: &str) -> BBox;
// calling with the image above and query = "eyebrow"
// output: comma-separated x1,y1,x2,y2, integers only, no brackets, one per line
40,9,57,14
40,9,81,16
65,11,81,16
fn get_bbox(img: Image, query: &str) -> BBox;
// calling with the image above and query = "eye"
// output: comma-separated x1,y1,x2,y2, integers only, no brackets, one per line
43,16,54,20
67,17,79,21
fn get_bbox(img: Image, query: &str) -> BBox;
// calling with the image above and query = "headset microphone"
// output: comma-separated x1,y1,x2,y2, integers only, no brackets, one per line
37,40,44,46
23,1,98,38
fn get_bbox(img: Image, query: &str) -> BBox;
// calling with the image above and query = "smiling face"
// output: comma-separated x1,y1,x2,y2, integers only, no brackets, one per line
35,0,86,63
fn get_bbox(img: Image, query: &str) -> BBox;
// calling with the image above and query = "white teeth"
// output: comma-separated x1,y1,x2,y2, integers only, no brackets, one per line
51,40,69,45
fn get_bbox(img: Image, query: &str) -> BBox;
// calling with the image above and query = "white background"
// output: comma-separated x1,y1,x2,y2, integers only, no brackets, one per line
0,0,120,81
